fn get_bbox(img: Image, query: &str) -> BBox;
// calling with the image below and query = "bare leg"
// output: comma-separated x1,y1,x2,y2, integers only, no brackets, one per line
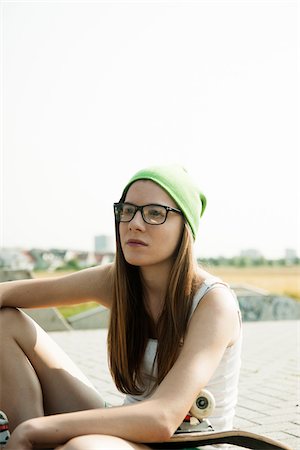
0,307,105,431
55,434,151,450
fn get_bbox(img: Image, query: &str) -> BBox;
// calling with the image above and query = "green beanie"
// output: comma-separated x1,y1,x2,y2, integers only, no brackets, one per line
121,164,206,239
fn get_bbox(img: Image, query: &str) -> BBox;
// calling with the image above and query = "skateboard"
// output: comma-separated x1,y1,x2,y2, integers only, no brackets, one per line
0,411,10,447
150,389,293,450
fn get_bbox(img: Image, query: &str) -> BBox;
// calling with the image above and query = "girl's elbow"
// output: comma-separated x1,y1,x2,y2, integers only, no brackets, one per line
149,410,177,442
155,423,173,442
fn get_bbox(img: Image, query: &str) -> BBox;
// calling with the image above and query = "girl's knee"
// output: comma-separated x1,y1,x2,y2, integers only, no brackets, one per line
57,436,98,450
56,435,149,449
54,441,74,450
0,306,20,319
56,436,91,450
0,307,22,332
0,307,36,347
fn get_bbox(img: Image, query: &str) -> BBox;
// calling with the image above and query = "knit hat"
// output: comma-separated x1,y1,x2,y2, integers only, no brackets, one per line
120,164,206,239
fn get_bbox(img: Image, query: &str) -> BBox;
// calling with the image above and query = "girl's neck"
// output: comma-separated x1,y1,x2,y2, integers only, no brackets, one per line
139,262,171,298
139,262,172,322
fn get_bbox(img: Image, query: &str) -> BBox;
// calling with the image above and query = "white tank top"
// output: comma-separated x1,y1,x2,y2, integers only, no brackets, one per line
124,277,242,432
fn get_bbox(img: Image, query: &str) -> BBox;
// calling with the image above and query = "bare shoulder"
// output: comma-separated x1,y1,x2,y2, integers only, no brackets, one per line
195,266,237,311
188,277,240,347
200,285,238,318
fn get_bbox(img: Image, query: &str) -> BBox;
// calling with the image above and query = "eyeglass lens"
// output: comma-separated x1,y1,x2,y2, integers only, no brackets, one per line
116,204,168,224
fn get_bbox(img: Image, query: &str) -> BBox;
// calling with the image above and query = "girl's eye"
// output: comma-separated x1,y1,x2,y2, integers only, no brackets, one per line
121,206,135,218
123,206,134,214
148,208,162,217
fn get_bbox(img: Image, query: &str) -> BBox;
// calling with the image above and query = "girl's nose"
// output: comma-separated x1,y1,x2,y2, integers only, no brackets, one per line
128,209,145,230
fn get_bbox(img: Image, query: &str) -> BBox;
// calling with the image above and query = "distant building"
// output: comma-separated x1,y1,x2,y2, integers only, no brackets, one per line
29,248,65,271
0,248,35,271
285,248,297,264
94,235,115,254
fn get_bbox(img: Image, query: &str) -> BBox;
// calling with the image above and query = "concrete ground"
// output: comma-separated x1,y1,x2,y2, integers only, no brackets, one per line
50,320,299,449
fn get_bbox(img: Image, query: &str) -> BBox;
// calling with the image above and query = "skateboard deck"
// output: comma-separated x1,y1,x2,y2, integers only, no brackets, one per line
150,429,293,449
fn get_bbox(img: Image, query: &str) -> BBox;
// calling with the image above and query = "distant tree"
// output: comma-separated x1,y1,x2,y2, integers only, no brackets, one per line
55,259,80,271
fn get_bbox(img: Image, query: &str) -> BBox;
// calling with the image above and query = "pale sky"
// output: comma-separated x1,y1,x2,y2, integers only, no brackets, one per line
1,0,299,258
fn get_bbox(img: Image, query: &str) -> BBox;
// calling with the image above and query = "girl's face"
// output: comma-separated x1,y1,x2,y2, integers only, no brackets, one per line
119,180,184,268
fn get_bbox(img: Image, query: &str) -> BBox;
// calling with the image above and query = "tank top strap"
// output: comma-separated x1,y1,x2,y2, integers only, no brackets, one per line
189,276,232,319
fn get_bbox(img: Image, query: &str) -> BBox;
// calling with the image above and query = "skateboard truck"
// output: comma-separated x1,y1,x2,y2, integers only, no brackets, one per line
176,417,214,434
175,389,215,434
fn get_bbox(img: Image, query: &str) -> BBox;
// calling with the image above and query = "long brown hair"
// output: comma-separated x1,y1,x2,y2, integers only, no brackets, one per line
107,222,200,395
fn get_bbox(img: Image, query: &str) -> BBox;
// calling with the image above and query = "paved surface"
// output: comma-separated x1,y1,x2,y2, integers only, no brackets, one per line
50,321,299,449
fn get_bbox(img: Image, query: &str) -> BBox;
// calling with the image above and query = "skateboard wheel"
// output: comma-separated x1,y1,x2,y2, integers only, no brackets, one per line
190,389,215,419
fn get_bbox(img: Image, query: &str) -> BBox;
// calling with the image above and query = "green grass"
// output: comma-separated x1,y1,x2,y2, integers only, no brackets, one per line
57,302,99,318
32,271,100,319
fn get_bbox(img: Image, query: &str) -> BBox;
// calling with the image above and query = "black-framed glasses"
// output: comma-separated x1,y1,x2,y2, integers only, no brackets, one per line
114,202,183,225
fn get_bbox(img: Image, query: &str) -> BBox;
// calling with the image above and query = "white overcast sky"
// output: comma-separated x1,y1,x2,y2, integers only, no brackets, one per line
1,0,299,258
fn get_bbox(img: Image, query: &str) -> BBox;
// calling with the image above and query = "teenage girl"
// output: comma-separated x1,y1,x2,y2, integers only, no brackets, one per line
0,164,242,450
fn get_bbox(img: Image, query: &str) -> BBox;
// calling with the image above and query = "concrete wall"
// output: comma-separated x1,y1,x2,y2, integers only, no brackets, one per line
238,294,300,321
231,283,300,321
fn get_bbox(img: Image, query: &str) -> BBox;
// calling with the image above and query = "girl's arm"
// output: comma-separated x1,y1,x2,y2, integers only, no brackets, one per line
6,286,239,449
0,263,114,310
7,400,170,449
150,285,241,428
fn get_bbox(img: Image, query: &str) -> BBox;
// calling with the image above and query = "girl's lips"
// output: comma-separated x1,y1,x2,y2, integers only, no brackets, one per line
126,239,148,246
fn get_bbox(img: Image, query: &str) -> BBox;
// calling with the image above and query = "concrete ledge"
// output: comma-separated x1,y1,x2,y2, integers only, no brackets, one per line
0,269,71,331
0,268,33,282
67,306,110,329
23,308,71,331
